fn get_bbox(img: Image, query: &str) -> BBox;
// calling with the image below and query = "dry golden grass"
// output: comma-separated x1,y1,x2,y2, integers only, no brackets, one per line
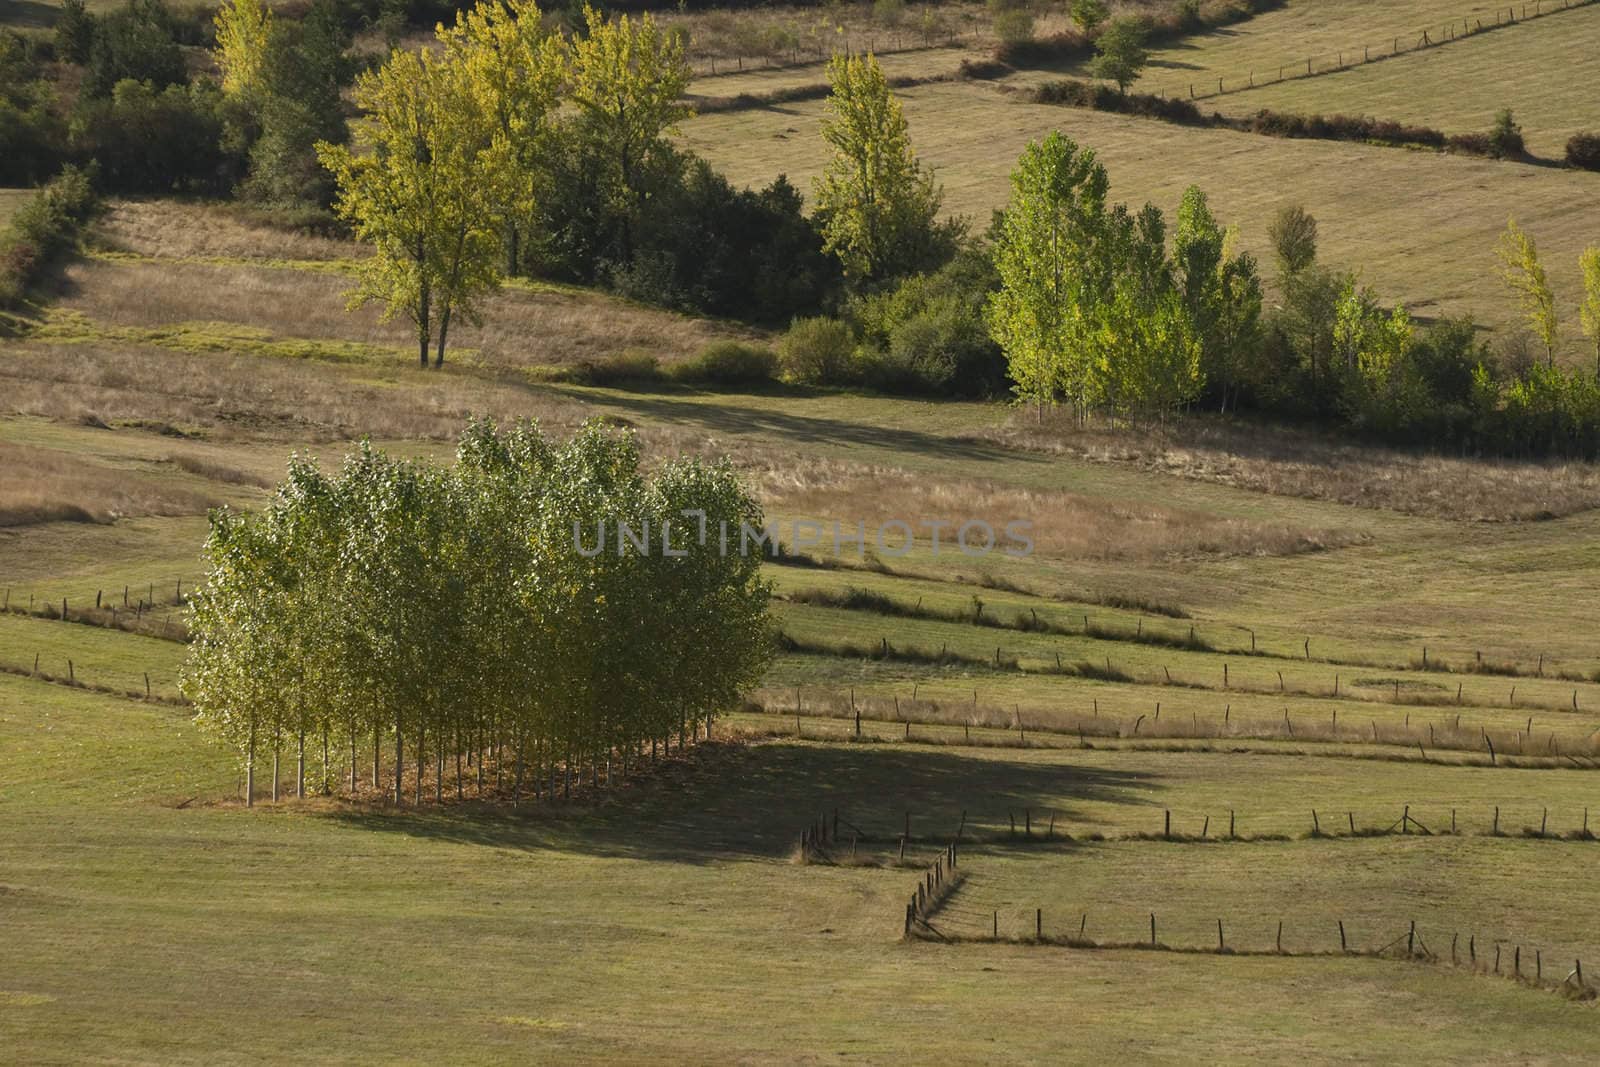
55,255,757,373
972,411,1600,522
0,335,584,443
93,200,360,264
681,79,1600,340
753,454,1356,562
0,441,223,526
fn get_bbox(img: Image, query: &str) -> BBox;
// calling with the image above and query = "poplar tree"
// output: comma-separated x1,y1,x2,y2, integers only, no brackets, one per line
439,0,565,274
213,0,273,99
986,131,1110,418
1580,246,1600,377
564,4,692,264
814,52,942,282
1497,217,1558,367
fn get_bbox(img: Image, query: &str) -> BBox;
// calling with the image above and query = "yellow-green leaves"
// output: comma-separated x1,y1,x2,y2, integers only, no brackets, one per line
213,0,273,99
815,52,941,281
1580,245,1600,375
317,29,517,366
1497,217,1558,366
567,4,692,226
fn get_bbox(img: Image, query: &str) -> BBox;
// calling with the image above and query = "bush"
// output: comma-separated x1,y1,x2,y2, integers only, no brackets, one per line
567,351,665,387
777,317,856,385
1036,78,1203,124
1567,132,1600,172
0,164,100,309
1488,108,1525,159
849,247,1007,396
670,341,778,386
0,94,68,186
991,6,1036,45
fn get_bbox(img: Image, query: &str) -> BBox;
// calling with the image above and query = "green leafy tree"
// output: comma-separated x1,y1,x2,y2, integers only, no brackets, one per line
1070,0,1108,34
1580,245,1600,376
1268,203,1318,282
188,420,775,806
240,0,351,206
1497,217,1558,367
85,0,186,98
55,0,98,64
986,131,1110,417
1175,186,1261,412
317,43,514,367
1090,17,1148,93
565,4,692,264
440,0,565,274
814,52,944,282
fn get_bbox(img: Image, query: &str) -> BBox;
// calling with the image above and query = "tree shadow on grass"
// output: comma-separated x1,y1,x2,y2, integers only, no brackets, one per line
546,386,1032,469
323,741,1161,865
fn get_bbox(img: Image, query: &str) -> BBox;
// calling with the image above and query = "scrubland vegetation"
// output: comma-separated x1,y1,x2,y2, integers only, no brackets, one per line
4,0,1600,1058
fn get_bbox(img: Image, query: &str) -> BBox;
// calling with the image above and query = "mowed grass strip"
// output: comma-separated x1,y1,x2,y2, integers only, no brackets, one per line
0,612,186,699
771,599,1600,712
937,835,1600,969
680,80,1600,338
1203,2,1600,156
1116,0,1585,100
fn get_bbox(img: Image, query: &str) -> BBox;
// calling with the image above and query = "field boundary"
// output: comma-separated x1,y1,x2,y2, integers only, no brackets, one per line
1147,0,1600,102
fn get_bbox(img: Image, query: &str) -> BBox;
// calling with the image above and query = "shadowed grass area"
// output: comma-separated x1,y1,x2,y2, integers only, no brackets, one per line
7,675,1600,1061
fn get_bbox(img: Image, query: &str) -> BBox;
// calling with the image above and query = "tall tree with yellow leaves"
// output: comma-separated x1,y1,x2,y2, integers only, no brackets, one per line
439,0,565,275
1580,245,1600,377
213,0,273,99
565,5,691,263
317,45,514,367
1497,217,1559,367
814,52,942,282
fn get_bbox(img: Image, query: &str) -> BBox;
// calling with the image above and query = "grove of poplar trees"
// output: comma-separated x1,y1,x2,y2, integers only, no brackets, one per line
182,419,774,805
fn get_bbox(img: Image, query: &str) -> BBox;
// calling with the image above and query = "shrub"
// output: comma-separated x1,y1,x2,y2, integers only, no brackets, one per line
850,248,1007,396
1036,78,1203,124
567,351,665,387
1488,108,1525,159
777,316,856,385
1566,132,1600,172
0,164,100,309
670,341,778,386
991,5,1036,45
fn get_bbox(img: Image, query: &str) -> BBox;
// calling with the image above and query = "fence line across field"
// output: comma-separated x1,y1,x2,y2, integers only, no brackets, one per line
1152,0,1598,103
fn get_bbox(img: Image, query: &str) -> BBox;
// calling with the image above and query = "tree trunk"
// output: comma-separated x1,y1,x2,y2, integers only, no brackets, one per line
272,744,280,804
415,723,424,805
434,302,452,368
417,240,430,368
372,720,381,791
393,710,404,804
245,720,256,808
296,730,305,799
507,222,519,276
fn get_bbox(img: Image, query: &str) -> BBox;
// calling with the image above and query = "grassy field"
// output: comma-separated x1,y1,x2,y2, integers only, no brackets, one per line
7,187,1600,1057
8,676,1600,1060
1198,2,1600,156
681,79,1600,342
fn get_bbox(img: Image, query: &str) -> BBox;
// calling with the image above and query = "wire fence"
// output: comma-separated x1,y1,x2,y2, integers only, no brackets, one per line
1150,0,1598,102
